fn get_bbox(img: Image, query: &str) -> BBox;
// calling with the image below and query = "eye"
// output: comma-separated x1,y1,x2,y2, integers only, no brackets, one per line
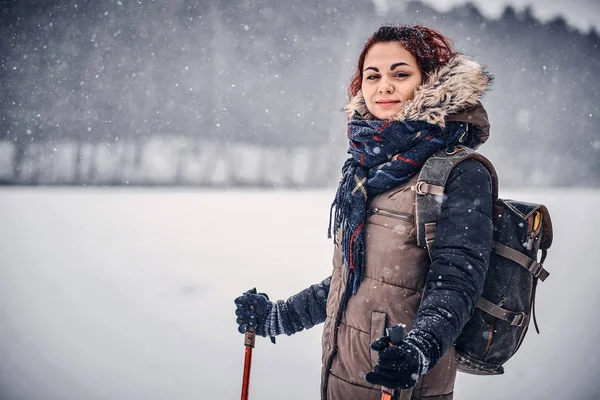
365,74,380,80
395,72,409,78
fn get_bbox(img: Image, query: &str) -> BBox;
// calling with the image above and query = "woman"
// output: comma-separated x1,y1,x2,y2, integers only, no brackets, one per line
234,25,494,400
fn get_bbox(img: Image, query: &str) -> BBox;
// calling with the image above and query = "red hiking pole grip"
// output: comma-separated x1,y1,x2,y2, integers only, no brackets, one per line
241,327,256,400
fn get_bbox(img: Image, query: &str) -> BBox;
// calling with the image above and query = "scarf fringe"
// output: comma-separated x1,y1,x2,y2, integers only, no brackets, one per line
328,161,367,296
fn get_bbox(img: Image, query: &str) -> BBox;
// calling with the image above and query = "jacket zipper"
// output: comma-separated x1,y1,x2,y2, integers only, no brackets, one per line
368,207,414,222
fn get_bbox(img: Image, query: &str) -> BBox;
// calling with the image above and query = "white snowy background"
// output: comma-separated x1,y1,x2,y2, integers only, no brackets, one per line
1,188,599,399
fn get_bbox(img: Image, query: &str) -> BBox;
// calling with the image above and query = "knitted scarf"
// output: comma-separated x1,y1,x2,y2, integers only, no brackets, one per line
328,113,468,295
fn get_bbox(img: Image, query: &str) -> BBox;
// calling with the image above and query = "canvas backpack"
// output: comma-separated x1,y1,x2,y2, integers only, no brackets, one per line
415,147,553,375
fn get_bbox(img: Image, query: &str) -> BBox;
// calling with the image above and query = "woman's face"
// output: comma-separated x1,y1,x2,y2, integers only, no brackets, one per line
361,42,423,120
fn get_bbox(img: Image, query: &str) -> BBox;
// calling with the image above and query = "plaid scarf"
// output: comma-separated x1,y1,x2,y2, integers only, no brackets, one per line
328,114,468,295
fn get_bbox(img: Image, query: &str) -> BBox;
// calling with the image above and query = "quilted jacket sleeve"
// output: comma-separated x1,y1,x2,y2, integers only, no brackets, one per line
266,276,332,336
409,158,493,369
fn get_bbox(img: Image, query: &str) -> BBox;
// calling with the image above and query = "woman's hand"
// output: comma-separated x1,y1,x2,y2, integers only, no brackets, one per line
365,333,429,390
234,289,273,337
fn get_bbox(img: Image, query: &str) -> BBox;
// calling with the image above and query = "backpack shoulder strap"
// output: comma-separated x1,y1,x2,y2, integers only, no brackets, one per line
415,147,498,251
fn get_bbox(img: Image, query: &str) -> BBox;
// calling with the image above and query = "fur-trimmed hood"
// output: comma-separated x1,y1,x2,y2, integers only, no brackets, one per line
344,54,493,148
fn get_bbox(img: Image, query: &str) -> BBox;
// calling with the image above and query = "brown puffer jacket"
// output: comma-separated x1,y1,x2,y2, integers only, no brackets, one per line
321,174,449,399
320,55,494,400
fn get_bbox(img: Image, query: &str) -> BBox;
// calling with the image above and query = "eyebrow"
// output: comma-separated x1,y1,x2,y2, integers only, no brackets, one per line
363,62,410,73
390,62,409,70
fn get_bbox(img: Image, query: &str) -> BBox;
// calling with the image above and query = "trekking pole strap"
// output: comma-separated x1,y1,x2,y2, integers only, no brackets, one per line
492,242,550,281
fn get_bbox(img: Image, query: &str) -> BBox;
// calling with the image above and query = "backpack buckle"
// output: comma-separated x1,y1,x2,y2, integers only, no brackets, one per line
445,145,466,155
510,312,527,327
529,261,544,278
413,181,445,196
414,181,427,195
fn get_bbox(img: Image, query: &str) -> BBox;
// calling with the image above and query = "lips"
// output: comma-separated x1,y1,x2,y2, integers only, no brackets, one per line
376,100,401,107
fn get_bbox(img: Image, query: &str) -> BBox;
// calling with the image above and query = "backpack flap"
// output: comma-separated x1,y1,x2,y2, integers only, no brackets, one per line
499,200,551,280
537,204,553,250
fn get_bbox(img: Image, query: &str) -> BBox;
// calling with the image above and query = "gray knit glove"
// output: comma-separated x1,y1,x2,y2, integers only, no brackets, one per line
263,277,331,337
263,299,304,337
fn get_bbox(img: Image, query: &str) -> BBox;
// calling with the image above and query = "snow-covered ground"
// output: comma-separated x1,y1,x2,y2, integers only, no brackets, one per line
0,187,598,400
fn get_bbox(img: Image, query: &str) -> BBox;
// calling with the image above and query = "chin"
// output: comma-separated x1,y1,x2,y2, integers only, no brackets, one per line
369,104,402,120
374,110,399,120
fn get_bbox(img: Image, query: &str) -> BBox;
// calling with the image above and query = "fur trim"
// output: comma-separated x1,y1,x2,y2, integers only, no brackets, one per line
344,55,492,127
344,90,374,120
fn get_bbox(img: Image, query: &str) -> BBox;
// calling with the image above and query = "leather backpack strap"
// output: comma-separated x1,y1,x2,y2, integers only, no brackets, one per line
415,147,498,253
476,297,529,327
492,242,550,281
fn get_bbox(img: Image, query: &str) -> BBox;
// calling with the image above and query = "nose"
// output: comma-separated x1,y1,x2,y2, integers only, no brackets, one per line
377,79,394,94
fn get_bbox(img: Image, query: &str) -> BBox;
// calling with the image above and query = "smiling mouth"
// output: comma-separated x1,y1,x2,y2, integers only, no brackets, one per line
376,101,401,107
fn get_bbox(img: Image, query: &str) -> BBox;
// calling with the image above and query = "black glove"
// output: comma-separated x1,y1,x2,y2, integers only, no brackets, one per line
365,334,430,390
234,289,273,337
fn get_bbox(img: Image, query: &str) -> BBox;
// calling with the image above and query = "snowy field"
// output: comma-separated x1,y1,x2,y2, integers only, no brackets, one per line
0,187,599,400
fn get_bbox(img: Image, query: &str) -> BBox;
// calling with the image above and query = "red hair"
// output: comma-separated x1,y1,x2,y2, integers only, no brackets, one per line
347,25,456,99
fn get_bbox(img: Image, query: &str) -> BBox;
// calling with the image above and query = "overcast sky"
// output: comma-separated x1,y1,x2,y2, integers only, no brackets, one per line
419,0,600,32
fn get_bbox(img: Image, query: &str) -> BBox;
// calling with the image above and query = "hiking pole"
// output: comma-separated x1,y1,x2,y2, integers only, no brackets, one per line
240,288,259,400
381,324,412,400
240,288,275,400
241,325,255,400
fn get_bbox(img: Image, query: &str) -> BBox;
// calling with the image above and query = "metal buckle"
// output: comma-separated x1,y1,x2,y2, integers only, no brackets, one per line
414,181,427,195
529,260,543,278
510,312,527,326
445,145,466,155
458,127,468,143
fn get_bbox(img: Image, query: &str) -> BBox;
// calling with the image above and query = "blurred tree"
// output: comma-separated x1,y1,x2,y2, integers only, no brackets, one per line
0,0,598,186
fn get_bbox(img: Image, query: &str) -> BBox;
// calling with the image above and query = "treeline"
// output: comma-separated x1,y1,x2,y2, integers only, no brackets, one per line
0,0,598,186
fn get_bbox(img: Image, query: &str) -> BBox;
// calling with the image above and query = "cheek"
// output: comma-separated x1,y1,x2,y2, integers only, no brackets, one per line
411,75,424,97
403,79,422,101
362,85,375,103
